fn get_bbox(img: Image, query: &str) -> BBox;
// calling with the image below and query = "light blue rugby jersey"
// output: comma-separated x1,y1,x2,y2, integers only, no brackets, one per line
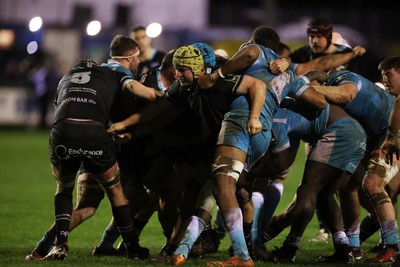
272,100,330,150
101,59,134,78
226,43,311,132
325,70,394,138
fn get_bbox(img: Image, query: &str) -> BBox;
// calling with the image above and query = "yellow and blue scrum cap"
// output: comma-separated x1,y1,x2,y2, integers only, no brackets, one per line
173,45,204,79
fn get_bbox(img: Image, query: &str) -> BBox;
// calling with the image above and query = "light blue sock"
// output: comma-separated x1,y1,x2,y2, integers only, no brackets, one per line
174,216,206,258
381,220,399,245
251,191,264,249
223,208,250,260
333,231,349,246
345,224,360,247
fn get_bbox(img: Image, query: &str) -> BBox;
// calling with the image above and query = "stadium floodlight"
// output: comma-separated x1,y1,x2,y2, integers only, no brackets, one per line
27,41,38,54
29,16,43,32
86,20,101,36
146,23,162,38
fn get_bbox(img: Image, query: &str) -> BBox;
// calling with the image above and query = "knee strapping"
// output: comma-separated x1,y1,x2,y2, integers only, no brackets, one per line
98,173,120,190
211,156,244,181
370,192,391,206
367,157,399,184
56,177,75,188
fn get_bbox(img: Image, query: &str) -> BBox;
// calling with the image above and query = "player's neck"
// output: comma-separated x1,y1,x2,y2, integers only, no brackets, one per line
140,47,154,61
323,43,338,54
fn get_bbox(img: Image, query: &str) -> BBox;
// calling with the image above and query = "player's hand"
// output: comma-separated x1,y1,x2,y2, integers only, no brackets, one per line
247,117,262,136
198,74,215,89
269,58,289,75
352,46,366,57
381,140,400,165
108,122,126,135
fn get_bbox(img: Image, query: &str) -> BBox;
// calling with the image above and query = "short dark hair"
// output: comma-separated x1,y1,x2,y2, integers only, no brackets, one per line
378,56,400,72
160,49,176,71
252,25,280,53
130,25,146,33
109,34,139,57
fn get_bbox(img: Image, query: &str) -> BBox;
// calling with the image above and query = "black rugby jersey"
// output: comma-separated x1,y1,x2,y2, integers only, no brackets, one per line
137,50,165,77
54,65,132,125
166,74,243,144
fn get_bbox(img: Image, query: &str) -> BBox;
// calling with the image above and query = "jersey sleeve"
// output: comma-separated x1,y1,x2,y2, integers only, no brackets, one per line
221,74,244,95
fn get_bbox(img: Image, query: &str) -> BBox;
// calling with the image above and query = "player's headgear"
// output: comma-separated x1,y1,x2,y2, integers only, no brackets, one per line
173,45,204,79
307,17,333,45
73,59,98,69
192,42,217,68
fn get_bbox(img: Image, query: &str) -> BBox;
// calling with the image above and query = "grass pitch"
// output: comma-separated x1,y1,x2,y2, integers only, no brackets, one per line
0,129,384,266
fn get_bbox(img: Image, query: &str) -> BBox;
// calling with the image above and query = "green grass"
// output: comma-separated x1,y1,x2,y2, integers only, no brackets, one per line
0,129,384,266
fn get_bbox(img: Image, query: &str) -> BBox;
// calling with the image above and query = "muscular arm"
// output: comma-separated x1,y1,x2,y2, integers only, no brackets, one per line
295,46,366,76
297,87,328,110
268,46,366,76
219,45,260,77
236,75,266,117
108,96,175,134
382,96,400,162
122,79,163,101
236,75,266,135
198,45,260,89
312,83,358,104
302,70,329,83
389,96,400,130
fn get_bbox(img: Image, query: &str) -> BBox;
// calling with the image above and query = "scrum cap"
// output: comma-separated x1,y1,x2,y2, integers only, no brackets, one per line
173,45,204,79
307,17,333,43
192,42,217,68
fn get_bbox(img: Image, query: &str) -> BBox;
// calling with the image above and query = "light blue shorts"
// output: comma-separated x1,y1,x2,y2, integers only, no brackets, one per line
270,120,290,154
216,118,272,171
308,117,366,174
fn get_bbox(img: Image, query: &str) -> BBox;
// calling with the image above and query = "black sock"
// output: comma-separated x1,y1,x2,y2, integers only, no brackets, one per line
112,205,136,244
243,221,252,246
132,218,148,235
162,243,178,255
359,215,380,244
54,193,72,246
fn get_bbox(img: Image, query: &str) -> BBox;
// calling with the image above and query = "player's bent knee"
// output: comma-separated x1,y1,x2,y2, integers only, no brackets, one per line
366,157,399,186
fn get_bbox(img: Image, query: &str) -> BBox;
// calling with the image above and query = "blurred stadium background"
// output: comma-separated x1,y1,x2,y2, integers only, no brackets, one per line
0,0,398,129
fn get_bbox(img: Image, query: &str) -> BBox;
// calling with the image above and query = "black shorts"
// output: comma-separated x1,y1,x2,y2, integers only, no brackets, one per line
49,119,116,175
